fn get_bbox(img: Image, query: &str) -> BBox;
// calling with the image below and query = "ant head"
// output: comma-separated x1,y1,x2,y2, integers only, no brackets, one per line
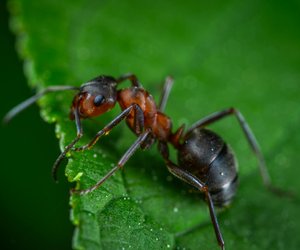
70,75,117,119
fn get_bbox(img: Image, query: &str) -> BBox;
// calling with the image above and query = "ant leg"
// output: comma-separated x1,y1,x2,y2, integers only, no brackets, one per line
52,105,83,181
3,85,79,124
158,76,174,112
116,73,141,87
73,103,144,152
158,142,225,250
187,107,277,192
72,129,151,195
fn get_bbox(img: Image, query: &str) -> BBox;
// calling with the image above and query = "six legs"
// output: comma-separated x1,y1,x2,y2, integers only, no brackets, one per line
5,75,280,250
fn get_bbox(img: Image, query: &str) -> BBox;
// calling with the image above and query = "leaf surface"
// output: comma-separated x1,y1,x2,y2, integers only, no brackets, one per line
11,0,300,249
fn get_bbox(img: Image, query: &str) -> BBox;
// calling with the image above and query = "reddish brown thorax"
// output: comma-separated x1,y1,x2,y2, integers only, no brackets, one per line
68,75,183,147
117,87,172,142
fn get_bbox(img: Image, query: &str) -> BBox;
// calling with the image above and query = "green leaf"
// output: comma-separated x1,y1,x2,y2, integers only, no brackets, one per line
10,0,300,249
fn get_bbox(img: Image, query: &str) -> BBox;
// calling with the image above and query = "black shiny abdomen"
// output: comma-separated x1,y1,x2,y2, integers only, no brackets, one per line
178,128,239,206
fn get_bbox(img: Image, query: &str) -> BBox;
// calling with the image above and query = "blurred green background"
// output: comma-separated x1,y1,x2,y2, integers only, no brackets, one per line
1,0,300,249
0,1,72,249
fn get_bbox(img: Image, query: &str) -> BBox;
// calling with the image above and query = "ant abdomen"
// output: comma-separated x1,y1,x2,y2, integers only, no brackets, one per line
178,128,239,206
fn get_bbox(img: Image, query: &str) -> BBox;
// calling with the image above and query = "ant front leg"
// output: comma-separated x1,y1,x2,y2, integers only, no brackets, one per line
52,104,83,181
73,103,144,152
72,129,151,195
158,142,225,250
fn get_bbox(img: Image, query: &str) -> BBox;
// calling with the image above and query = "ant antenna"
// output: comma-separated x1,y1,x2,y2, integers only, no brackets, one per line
3,85,79,124
158,76,173,112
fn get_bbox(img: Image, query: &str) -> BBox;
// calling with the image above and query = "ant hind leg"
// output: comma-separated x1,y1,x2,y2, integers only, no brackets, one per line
158,141,225,250
187,107,293,197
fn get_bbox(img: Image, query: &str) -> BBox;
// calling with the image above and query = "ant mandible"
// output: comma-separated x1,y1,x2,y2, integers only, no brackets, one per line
3,73,279,249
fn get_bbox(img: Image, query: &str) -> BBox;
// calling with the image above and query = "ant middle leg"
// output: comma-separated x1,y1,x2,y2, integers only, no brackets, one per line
72,103,144,152
72,129,151,195
52,104,144,181
158,76,174,112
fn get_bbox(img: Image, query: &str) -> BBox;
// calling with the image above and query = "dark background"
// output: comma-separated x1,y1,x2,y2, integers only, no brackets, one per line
0,2,72,249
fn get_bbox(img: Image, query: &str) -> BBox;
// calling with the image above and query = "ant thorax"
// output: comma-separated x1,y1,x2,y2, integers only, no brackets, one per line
117,87,172,141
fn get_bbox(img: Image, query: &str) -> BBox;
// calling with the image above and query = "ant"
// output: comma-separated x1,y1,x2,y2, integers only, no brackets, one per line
3,73,284,249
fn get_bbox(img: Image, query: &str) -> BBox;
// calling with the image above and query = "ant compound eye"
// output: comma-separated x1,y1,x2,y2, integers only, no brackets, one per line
93,95,105,106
